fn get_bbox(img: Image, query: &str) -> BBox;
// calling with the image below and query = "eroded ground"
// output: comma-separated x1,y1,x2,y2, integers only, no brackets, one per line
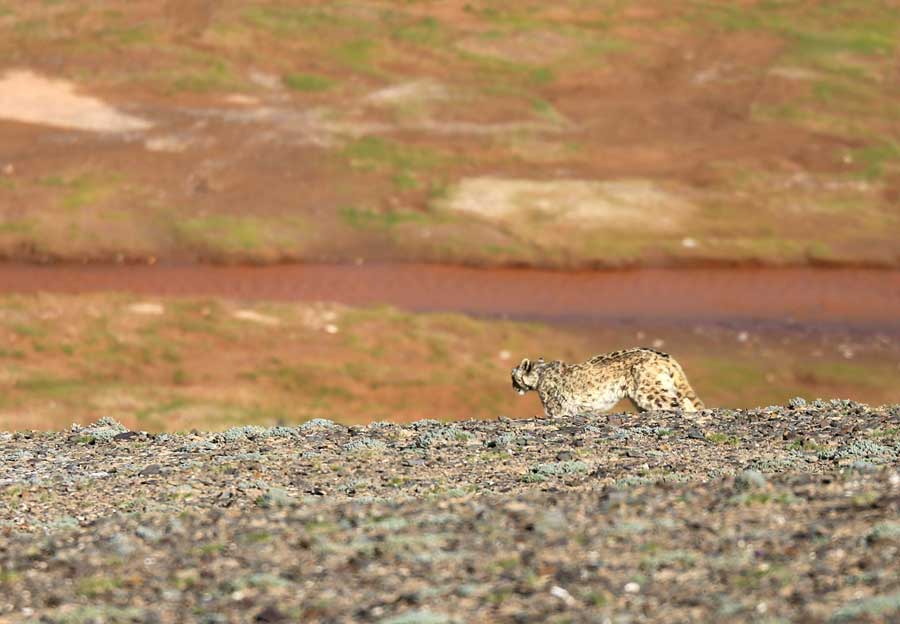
0,1,898,267
1,405,899,622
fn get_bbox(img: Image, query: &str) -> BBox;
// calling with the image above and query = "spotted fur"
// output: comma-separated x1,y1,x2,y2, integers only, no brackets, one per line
511,348,703,418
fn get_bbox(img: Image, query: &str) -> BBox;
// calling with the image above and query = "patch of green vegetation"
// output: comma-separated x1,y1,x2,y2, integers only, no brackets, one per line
392,16,444,45
788,439,824,452
706,433,740,446
528,66,555,86
283,72,336,92
579,232,654,265
811,78,879,108
172,368,190,385
869,427,900,440
194,542,225,556
11,18,51,39
694,1,899,127
10,323,46,338
14,376,84,399
852,140,900,179
789,23,897,59
731,490,800,506
695,3,898,55
37,172,124,210
530,97,566,123
134,398,192,430
258,364,355,402
694,356,768,398
243,6,349,36
341,136,450,189
97,24,154,47
0,219,37,235
796,360,884,388
751,103,807,124
242,530,273,544
333,38,379,74
171,214,310,257
338,205,436,230
170,58,236,93
63,173,123,210
76,574,122,598
343,136,443,172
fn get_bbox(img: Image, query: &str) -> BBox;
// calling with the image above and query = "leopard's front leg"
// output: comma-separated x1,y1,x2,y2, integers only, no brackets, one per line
538,385,567,419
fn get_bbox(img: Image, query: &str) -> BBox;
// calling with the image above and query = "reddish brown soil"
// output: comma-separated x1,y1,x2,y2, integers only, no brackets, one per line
2,263,898,330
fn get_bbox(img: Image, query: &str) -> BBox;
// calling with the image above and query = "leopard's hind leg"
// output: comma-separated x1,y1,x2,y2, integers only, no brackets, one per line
629,367,692,412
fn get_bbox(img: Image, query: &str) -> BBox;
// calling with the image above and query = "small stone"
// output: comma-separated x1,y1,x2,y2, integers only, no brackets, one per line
378,610,452,624
255,606,287,623
624,582,641,594
139,464,163,476
550,585,577,606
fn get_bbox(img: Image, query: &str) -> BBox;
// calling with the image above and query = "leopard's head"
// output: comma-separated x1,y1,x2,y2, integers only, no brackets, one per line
511,357,543,395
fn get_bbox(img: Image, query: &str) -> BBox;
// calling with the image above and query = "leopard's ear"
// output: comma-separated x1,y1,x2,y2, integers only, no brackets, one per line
519,358,531,372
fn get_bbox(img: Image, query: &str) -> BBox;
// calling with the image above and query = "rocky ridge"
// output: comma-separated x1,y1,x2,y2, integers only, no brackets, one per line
1,401,899,622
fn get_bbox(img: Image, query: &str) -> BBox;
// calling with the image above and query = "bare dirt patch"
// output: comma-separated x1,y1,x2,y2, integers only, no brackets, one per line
441,177,693,230
0,70,151,133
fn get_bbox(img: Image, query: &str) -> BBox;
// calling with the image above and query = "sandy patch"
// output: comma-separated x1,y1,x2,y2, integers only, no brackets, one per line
127,302,165,315
768,66,826,81
144,135,195,153
364,80,449,107
209,105,568,148
0,70,152,133
456,30,578,65
441,177,693,230
232,309,281,326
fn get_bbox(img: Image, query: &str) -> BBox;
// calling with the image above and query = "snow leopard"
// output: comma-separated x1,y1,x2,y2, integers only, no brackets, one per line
511,347,703,417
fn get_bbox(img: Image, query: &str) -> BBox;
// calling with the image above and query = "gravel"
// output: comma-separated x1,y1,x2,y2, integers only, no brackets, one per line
1,402,899,622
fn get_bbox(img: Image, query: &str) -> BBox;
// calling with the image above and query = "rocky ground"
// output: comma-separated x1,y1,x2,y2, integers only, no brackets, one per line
2,401,900,623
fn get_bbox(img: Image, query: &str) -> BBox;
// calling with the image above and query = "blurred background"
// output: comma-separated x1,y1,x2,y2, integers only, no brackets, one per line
0,0,898,430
